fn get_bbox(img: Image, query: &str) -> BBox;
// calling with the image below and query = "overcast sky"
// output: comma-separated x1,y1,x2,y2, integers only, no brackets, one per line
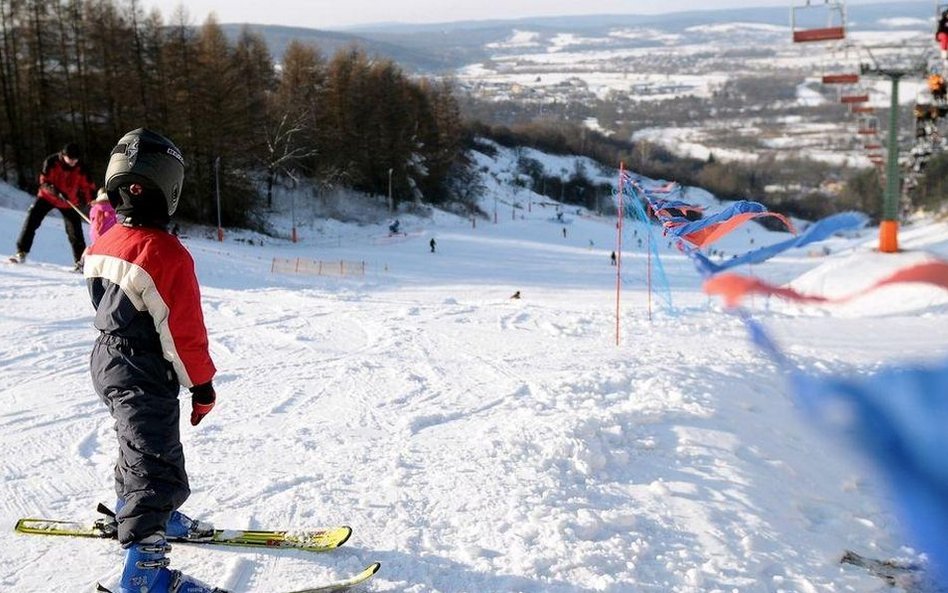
139,0,923,30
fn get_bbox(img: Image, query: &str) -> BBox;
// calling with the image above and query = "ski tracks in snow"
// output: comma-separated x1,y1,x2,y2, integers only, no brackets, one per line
0,251,916,592
175,285,888,593
0,265,116,590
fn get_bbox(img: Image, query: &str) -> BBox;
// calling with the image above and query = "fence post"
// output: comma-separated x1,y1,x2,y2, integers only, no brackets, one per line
215,157,223,242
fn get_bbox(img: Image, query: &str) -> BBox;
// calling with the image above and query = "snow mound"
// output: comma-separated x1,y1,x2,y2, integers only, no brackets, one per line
788,248,948,317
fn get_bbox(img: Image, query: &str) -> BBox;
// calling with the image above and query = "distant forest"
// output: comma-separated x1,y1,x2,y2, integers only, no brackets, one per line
0,1,938,228
0,0,465,227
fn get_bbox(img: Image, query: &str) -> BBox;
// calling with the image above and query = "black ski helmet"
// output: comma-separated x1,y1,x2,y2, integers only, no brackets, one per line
105,128,185,216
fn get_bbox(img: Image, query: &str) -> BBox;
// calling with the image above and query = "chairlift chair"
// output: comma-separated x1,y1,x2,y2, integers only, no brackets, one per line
792,0,846,43
851,105,875,114
839,82,869,104
840,92,870,104
820,42,860,84
823,72,860,84
857,115,880,134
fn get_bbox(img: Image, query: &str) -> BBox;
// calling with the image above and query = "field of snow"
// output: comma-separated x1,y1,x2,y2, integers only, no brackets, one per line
1,168,947,592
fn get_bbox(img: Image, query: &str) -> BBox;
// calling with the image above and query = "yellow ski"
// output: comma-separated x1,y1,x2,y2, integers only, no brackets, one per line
15,516,352,553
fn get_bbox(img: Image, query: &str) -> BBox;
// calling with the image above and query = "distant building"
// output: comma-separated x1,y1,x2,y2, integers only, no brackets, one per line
764,183,804,194
630,82,695,96
819,180,844,195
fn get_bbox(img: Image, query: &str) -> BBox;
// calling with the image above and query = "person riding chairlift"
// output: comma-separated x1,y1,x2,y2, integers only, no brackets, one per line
937,8,948,61
929,72,947,102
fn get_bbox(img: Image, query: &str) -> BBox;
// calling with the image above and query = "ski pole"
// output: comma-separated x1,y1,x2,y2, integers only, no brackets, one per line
43,183,92,224
64,199,92,225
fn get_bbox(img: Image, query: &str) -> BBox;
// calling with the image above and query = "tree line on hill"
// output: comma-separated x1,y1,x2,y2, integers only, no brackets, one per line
470,120,898,221
0,1,939,229
0,0,464,228
464,73,948,222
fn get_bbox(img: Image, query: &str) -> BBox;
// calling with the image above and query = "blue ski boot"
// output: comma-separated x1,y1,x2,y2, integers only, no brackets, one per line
100,501,214,541
165,509,214,541
120,533,226,593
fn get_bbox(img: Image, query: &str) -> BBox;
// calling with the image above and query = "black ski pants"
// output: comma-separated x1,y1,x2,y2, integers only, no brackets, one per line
91,334,190,546
15,198,86,263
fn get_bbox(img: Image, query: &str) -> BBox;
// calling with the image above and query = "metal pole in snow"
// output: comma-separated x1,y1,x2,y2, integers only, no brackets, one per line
646,186,652,323
880,73,902,252
291,183,297,243
215,156,223,242
615,163,624,346
388,168,394,212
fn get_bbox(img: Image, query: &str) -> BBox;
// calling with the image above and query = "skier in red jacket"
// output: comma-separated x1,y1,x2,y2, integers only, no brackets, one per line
84,128,221,593
10,142,97,270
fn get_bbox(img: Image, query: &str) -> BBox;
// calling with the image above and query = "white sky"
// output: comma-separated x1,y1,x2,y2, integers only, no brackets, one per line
140,0,923,30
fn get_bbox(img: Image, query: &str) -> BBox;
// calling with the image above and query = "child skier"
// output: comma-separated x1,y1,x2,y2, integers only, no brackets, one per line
78,188,119,270
84,128,221,593
89,187,117,243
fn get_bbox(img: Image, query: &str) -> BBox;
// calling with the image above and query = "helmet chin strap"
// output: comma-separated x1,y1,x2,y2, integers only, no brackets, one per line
116,185,170,228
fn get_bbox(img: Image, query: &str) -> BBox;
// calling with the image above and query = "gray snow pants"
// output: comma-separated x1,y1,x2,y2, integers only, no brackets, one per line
90,334,190,546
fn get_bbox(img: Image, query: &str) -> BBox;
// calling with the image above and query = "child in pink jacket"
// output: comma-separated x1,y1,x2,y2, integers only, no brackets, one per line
89,187,117,243
77,189,117,272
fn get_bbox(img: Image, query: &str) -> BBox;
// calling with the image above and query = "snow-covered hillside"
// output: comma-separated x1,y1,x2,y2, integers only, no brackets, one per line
1,156,947,593
453,5,938,172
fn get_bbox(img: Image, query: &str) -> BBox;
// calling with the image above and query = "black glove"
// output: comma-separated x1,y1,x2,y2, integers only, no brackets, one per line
41,183,70,204
189,382,216,426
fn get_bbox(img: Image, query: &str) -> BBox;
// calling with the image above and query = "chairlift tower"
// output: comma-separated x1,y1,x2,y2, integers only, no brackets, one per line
859,45,929,252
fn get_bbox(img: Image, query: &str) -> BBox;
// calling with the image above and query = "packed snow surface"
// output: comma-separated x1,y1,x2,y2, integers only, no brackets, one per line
1,177,947,592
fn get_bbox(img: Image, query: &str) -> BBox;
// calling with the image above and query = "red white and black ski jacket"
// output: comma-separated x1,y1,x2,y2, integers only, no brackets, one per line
84,224,216,389
37,153,96,208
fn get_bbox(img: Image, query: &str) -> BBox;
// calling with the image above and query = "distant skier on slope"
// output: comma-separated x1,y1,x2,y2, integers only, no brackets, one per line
929,72,947,102
84,128,222,593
